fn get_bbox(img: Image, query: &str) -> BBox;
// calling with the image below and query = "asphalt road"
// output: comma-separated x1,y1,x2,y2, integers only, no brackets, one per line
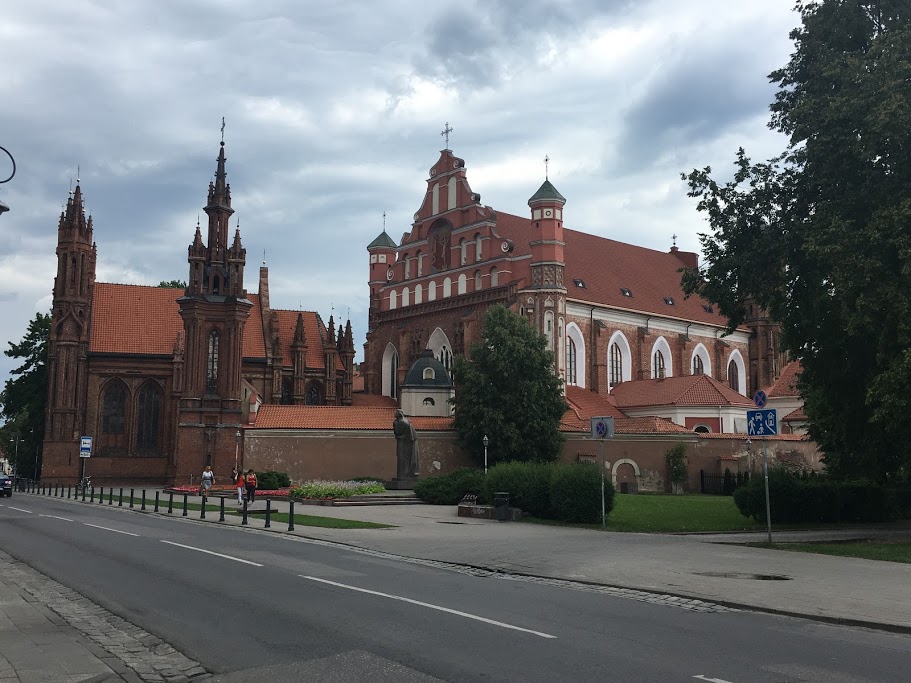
1,494,910,682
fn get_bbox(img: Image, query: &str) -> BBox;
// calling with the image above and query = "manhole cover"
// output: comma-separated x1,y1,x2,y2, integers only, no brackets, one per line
695,571,790,581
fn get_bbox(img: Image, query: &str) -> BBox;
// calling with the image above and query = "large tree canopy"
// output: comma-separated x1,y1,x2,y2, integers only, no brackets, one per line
0,313,50,477
451,305,566,465
682,1,911,481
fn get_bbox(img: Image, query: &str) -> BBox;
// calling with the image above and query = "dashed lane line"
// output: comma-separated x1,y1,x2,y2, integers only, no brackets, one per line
160,540,264,566
40,514,74,522
8,506,33,514
300,575,558,640
83,523,139,537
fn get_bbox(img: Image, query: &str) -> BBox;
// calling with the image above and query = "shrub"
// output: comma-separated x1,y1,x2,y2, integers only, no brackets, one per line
722,468,735,496
483,461,555,517
548,463,615,524
350,476,386,484
255,471,291,491
665,443,688,493
291,479,386,499
413,468,486,505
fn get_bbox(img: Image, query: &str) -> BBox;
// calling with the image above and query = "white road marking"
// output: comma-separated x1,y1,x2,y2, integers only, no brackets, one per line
300,575,558,640
84,523,139,537
8,507,32,514
693,676,735,683
160,541,264,567
40,514,73,522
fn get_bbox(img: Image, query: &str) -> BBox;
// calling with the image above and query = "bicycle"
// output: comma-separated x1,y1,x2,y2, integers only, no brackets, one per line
78,476,92,495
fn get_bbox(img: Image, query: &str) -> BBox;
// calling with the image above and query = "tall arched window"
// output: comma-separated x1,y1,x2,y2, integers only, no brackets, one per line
207,330,219,390
102,382,127,434
459,238,468,265
404,254,411,279
389,290,397,309
136,383,161,450
653,350,666,378
566,338,577,385
490,266,498,287
693,355,704,375
728,359,739,391
416,250,423,277
610,343,623,388
443,278,452,297
281,377,293,404
474,270,482,290
429,281,437,301
306,384,321,405
389,352,398,397
438,345,453,375
414,284,423,304
457,274,467,294
475,233,482,261
402,287,410,306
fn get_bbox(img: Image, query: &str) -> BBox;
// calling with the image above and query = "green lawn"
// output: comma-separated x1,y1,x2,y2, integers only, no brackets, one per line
524,494,762,533
754,541,911,564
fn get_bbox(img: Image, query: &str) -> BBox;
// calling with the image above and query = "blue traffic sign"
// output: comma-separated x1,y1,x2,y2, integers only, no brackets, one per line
590,416,614,440
753,390,768,408
746,409,777,436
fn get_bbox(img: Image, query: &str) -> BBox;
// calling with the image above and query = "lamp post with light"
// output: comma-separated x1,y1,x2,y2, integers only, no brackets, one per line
0,145,16,217
235,430,241,475
482,434,489,474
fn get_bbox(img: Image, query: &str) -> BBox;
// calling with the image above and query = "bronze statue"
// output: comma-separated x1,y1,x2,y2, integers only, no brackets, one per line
393,409,419,478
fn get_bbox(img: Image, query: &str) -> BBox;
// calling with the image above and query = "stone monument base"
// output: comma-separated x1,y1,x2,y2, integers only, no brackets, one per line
386,477,418,490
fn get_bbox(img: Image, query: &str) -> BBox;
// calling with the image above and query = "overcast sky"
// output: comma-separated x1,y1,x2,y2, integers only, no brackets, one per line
0,0,799,393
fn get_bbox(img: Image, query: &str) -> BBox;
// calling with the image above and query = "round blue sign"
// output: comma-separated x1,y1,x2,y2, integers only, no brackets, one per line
595,421,607,437
753,390,768,408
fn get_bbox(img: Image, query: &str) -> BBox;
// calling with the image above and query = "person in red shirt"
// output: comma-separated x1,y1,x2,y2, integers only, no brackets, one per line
244,470,257,505
235,469,245,505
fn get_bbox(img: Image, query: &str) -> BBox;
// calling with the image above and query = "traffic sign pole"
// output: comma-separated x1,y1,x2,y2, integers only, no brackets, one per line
600,438,605,529
763,436,772,544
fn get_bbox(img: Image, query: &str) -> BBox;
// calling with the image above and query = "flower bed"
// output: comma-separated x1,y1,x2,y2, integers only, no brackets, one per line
167,485,292,497
291,480,386,500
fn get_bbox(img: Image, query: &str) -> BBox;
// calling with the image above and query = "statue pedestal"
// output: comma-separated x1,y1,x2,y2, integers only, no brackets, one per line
386,477,418,490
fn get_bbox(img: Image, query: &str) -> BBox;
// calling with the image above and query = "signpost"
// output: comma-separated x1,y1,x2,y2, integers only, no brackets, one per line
746,407,777,544
79,436,92,485
590,416,615,528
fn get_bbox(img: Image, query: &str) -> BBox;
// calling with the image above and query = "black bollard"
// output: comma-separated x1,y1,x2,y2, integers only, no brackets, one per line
67,485,71,499
200,497,206,519
109,487,113,505
129,489,134,508
89,487,94,503
168,492,173,514
265,499,271,528
242,499,248,526
219,496,225,522
97,486,102,502
154,491,160,512
141,490,146,511
55,484,59,497
182,493,188,517
81,485,86,502
288,499,295,532
119,488,123,506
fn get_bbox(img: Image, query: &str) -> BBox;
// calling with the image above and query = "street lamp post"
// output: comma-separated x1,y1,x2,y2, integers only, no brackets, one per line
8,435,19,474
0,145,16,217
482,435,489,474
235,430,241,475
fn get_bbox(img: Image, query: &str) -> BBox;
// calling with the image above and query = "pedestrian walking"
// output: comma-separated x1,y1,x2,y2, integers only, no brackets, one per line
245,469,257,505
200,465,215,499
236,469,246,505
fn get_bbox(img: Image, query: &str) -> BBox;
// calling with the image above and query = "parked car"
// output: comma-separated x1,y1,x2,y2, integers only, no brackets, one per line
0,475,12,497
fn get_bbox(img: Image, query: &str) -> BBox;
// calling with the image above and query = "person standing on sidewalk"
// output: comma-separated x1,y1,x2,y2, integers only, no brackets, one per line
245,469,257,505
236,469,246,505
200,466,215,499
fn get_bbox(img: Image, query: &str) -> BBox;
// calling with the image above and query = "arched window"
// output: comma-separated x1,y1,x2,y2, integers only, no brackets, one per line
653,350,666,378
610,343,623,388
457,273,467,294
429,281,437,301
474,270,482,291
136,383,161,450
692,355,704,375
691,343,712,377
206,330,219,390
566,338,577,385
423,367,435,380
389,290,397,309
423,397,435,406
438,346,453,375
443,278,452,297
728,359,739,392
490,266,498,287
447,176,457,210
306,384,321,405
416,250,423,277
403,253,411,279
432,183,440,214
475,233,482,261
281,376,293,404
382,344,399,398
459,238,468,265
693,425,711,434
102,382,127,434
414,284,423,304
402,287,410,306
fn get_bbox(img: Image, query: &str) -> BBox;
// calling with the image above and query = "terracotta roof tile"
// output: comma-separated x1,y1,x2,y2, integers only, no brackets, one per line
611,374,753,409
564,385,625,420
90,283,184,355
765,360,801,398
351,393,398,408
250,405,452,430
782,406,806,421
697,431,808,441
243,293,266,359
560,412,692,435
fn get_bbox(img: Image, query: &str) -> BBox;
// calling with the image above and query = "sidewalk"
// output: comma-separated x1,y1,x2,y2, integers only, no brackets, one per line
147,490,911,632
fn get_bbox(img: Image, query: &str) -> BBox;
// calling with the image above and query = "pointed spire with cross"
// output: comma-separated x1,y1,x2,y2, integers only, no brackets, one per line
544,154,550,180
441,122,453,150
221,116,226,143
672,233,678,248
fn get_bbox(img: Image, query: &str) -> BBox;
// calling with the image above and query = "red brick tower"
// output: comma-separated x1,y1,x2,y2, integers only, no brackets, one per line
175,140,252,481
42,182,97,480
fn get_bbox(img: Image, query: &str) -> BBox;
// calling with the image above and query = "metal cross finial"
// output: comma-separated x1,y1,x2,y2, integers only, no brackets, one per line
263,249,266,266
196,214,200,228
383,210,386,231
544,154,549,180
76,165,80,184
221,117,226,143
69,178,73,196
672,233,678,247
441,122,453,149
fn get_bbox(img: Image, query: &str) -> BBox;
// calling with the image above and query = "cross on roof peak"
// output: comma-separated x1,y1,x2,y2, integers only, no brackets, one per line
544,154,550,180
441,122,453,150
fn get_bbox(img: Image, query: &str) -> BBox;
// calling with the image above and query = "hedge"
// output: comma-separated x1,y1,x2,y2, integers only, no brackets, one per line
254,471,291,491
413,468,487,505
483,461,554,518
549,462,615,524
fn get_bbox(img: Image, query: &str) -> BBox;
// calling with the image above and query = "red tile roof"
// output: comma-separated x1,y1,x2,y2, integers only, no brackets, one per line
351,393,398,408
697,431,809,441
250,405,453,430
611,374,753,409
765,360,801,398
493,211,745,329
564,385,625,420
273,309,334,370
243,293,266,358
782,406,806,422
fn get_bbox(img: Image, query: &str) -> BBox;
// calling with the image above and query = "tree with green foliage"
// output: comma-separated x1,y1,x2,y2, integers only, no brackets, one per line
665,442,689,494
0,313,50,477
681,1,911,482
158,279,187,289
451,305,567,464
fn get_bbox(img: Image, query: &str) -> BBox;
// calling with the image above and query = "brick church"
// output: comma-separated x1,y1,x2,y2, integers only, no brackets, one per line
363,146,789,434
42,141,356,484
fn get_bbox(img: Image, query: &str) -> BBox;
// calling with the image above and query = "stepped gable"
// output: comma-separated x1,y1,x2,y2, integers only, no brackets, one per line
765,360,801,397
272,309,340,371
492,211,744,328
611,374,753,409
250,405,452,431
88,283,294,361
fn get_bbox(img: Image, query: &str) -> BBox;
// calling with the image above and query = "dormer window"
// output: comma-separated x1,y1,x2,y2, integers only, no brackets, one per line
423,367,435,380
702,304,714,313
664,297,675,306
620,288,632,297
573,279,586,288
